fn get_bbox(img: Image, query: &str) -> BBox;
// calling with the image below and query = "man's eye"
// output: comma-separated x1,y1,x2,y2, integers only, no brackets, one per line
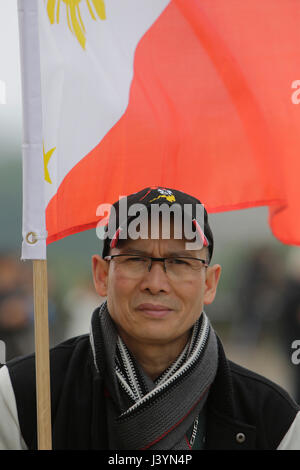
169,258,189,265
125,257,147,262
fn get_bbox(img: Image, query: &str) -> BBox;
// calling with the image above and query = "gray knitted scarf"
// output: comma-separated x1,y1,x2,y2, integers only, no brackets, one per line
89,301,218,450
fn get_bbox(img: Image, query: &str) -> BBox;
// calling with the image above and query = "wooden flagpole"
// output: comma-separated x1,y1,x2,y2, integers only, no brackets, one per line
33,259,52,449
17,0,52,449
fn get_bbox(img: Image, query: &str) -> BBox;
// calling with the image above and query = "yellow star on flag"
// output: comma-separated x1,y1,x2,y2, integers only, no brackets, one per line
43,144,56,184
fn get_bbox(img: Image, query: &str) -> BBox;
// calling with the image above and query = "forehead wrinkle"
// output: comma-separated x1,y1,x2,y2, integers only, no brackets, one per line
114,237,206,258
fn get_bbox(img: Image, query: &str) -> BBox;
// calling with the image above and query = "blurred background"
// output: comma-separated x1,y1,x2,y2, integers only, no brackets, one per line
1,1,300,404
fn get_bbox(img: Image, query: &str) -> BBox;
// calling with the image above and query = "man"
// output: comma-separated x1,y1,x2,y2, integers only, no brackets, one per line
0,187,299,450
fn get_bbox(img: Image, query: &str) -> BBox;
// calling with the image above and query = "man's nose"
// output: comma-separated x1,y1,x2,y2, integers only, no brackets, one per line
139,260,171,294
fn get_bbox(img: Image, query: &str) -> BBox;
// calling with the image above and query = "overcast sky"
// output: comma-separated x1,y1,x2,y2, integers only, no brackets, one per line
0,0,22,159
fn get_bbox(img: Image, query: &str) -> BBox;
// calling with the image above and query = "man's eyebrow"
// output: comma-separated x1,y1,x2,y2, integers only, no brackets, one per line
166,250,203,257
118,248,148,255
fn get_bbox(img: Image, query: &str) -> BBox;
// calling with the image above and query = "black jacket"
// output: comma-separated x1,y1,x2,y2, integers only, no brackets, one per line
5,334,300,450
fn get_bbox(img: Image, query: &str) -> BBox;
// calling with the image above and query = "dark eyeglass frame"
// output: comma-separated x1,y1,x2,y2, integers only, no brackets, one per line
104,254,209,272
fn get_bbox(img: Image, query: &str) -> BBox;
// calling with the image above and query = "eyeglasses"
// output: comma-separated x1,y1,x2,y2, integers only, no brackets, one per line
104,254,208,281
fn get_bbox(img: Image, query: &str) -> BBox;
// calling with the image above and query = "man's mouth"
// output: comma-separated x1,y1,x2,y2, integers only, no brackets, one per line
136,303,173,318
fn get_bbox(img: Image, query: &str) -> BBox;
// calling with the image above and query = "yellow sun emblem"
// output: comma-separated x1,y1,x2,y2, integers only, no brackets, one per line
46,0,106,50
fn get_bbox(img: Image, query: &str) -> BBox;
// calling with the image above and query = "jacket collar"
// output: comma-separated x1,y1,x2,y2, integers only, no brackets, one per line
205,337,257,450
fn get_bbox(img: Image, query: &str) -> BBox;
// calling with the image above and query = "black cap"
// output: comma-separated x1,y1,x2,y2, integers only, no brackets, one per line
101,187,214,262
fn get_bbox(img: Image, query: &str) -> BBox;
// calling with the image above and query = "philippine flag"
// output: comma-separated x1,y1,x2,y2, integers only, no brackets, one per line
18,0,300,259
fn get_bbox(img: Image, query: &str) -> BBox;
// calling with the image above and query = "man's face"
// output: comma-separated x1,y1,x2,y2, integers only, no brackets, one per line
92,231,221,350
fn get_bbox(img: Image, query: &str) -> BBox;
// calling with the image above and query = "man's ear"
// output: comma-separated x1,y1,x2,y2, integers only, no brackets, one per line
203,264,221,305
92,254,109,297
